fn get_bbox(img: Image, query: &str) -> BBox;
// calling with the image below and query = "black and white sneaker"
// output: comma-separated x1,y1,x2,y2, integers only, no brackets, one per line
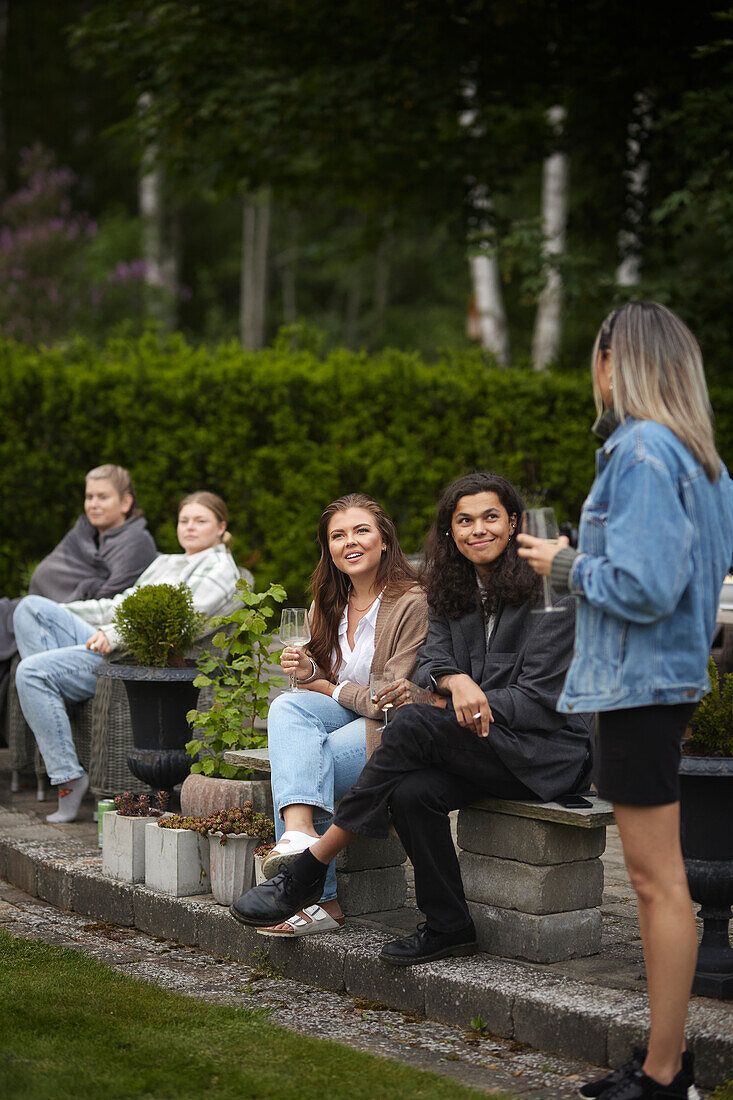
599,1059,696,1100
579,1052,697,1100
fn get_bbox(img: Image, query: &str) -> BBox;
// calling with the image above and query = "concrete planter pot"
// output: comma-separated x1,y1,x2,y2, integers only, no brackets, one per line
208,832,258,905
180,772,273,819
679,755,733,1000
144,820,210,896
102,811,151,883
254,852,268,886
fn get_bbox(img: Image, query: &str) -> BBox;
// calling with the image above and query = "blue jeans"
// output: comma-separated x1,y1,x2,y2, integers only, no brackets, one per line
14,596,101,785
267,690,367,902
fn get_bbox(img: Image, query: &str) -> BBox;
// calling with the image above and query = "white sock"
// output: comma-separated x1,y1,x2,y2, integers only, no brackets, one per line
46,772,89,824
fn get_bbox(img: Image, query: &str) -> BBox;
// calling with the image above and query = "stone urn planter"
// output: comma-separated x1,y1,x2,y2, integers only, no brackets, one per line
95,663,200,790
144,819,210,897
208,832,258,905
180,772,273,819
679,755,733,1000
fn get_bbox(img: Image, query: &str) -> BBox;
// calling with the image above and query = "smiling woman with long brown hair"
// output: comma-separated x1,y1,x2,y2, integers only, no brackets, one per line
257,493,427,938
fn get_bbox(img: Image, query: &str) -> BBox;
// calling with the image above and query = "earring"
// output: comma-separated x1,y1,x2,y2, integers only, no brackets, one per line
609,379,614,391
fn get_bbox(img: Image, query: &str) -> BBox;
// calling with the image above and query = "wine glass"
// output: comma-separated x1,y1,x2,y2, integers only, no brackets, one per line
278,608,311,691
369,673,394,732
522,508,566,614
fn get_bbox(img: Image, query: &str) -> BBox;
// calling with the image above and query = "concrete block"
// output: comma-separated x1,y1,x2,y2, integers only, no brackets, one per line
36,859,72,910
336,834,406,872
424,957,515,1038
607,1019,649,1071
689,1033,733,1090
338,866,407,915
0,837,10,881
69,869,135,926
133,887,200,946
459,851,604,914
513,994,609,1065
5,844,38,896
144,821,210,897
468,900,602,963
262,929,349,992
458,807,606,864
344,930,426,1014
103,813,149,884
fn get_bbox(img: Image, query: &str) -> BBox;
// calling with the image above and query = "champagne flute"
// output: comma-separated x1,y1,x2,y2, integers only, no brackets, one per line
278,607,311,691
369,673,394,732
522,508,566,614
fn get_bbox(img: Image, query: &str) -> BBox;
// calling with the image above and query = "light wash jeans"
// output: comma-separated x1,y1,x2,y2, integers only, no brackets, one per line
267,690,367,902
14,596,101,785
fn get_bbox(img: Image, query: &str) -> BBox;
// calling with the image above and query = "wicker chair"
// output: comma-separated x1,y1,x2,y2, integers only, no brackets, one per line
6,568,253,801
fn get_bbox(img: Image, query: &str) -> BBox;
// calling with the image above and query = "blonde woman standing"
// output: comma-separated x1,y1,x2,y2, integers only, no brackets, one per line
518,302,733,1100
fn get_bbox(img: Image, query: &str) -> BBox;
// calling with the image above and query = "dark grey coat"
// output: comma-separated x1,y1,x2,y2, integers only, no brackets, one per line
414,594,593,801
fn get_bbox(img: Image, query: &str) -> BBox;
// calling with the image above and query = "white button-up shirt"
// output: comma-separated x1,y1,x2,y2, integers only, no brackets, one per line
331,594,382,703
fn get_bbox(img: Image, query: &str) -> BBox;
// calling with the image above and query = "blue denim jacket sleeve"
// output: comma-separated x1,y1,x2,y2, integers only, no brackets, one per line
570,450,694,623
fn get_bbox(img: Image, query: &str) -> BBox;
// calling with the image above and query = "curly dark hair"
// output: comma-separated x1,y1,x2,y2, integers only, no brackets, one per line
308,493,418,680
421,472,540,619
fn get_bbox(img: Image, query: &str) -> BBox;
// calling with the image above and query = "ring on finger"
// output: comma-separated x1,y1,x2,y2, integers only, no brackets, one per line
472,712,481,720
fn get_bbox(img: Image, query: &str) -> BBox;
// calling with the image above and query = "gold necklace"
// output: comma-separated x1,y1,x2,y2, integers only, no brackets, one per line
349,595,375,613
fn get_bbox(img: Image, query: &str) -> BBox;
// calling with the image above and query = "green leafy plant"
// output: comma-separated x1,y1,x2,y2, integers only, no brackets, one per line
156,802,275,847
185,580,287,779
113,583,204,667
685,657,733,757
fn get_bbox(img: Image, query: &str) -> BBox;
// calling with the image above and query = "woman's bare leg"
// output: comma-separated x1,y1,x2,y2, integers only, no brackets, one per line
614,802,697,1085
281,805,318,836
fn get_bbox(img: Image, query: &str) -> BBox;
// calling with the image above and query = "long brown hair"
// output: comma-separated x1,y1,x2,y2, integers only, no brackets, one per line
308,493,417,680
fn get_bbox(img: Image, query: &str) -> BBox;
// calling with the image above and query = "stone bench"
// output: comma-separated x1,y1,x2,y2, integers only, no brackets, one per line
224,747,614,963
457,795,614,963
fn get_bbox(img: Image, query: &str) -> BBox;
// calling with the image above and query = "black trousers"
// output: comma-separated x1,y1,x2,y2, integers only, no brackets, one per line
333,704,534,933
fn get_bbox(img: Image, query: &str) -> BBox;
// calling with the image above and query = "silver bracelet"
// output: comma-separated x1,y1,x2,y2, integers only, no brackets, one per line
300,657,318,684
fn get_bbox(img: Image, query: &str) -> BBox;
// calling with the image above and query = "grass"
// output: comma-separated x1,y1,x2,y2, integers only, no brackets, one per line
0,931,490,1100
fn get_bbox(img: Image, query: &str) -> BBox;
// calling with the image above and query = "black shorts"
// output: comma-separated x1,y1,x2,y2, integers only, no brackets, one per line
596,703,697,806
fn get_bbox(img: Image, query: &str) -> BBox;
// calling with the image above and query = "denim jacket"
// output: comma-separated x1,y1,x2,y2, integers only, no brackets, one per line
558,416,733,713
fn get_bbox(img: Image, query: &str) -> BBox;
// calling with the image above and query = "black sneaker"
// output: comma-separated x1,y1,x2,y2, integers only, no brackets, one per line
599,1061,695,1100
578,1049,645,1099
380,921,477,966
579,1051,696,1100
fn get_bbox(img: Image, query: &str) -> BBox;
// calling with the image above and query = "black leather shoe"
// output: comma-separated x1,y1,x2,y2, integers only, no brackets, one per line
380,921,478,966
579,1052,695,1100
230,863,327,928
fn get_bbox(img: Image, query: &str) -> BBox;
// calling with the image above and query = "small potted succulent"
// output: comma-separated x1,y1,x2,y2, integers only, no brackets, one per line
679,657,733,999
95,583,205,790
181,581,286,818
146,803,275,905
204,804,276,905
102,791,169,883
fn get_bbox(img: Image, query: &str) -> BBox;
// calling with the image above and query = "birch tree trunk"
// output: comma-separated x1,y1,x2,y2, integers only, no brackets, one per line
138,95,178,330
616,90,652,287
460,83,509,365
240,190,271,349
532,105,569,372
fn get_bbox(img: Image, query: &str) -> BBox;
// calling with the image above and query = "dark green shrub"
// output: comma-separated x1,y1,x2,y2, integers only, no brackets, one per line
2,332,733,603
113,583,204,667
686,658,733,757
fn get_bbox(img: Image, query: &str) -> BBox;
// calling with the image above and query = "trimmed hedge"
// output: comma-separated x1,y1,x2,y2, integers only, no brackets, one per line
2,334,732,602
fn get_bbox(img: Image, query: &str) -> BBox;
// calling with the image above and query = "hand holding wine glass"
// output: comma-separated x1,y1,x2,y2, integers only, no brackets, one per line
278,608,311,692
521,508,566,614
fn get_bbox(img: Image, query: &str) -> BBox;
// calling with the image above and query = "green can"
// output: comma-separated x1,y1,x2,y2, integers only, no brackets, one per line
97,799,116,849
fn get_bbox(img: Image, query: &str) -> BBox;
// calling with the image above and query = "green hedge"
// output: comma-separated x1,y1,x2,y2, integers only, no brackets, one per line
2,334,732,602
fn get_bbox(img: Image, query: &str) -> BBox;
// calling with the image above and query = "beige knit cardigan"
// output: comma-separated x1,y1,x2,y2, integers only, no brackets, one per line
308,585,429,757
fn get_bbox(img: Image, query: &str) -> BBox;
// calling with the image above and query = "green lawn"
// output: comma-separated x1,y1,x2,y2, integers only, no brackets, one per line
0,931,492,1100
